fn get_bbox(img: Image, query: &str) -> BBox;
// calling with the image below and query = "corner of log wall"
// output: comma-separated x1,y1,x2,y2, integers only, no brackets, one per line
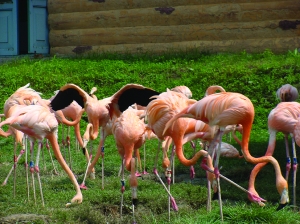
48,0,300,56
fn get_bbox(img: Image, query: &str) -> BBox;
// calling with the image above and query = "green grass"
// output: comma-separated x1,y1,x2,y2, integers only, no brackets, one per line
0,49,300,223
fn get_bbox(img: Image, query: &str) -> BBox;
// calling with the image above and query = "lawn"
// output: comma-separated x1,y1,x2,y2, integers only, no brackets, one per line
0,49,300,223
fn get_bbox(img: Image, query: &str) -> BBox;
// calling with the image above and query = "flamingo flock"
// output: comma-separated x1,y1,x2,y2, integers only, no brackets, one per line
0,82,298,222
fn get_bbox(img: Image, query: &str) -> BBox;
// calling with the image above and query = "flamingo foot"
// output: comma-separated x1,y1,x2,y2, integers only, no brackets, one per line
1,181,7,186
142,170,149,175
248,192,266,206
79,183,88,190
170,197,178,211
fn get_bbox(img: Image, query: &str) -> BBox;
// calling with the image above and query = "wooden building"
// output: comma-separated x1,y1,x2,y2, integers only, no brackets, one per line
1,0,299,56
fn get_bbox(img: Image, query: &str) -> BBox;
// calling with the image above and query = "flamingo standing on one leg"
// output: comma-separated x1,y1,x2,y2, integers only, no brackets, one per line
0,105,84,206
50,83,160,189
163,91,289,220
248,102,300,209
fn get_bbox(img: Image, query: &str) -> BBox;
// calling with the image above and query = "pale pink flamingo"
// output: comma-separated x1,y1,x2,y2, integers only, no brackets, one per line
163,91,288,220
50,83,160,189
1,83,49,199
249,102,300,209
0,105,84,206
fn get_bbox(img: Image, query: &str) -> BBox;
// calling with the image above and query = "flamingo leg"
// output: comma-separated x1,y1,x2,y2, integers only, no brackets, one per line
189,141,196,182
284,134,291,181
100,130,105,189
80,140,93,190
129,158,138,224
35,142,45,207
208,129,224,222
61,124,66,159
41,140,46,171
24,136,30,201
66,126,72,170
153,140,178,211
30,141,37,205
167,145,176,221
46,140,58,175
291,135,298,209
120,157,125,219
13,141,18,198
2,148,25,186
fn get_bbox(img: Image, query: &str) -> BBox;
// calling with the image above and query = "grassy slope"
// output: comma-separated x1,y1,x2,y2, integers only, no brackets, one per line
0,50,299,223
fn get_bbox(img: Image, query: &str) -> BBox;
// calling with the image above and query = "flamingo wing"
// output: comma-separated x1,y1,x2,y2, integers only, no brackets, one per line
50,84,87,110
110,84,160,112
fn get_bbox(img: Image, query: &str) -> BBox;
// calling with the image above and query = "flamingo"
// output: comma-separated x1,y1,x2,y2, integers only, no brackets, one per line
163,91,288,220
0,105,84,206
249,102,300,209
276,84,299,102
145,89,216,215
1,83,50,199
50,83,160,188
111,106,147,219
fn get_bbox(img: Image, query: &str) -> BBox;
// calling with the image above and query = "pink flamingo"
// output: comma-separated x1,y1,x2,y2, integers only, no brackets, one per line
111,106,147,219
249,101,300,209
0,105,84,206
1,83,49,199
163,91,288,220
146,89,216,216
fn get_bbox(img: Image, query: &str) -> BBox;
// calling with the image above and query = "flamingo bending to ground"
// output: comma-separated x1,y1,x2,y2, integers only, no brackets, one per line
0,105,84,206
249,102,300,209
146,90,216,213
163,91,288,220
111,106,147,219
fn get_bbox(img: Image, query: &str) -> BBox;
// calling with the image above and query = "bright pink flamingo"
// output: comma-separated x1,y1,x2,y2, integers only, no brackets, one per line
50,83,160,189
163,91,288,220
249,101,300,209
0,105,84,206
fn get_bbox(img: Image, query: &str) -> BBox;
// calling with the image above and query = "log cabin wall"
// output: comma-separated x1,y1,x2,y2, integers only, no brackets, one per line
48,0,300,56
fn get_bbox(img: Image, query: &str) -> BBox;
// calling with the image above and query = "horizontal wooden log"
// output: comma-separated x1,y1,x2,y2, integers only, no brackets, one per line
48,1,300,30
49,21,300,47
50,37,300,56
48,0,296,14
